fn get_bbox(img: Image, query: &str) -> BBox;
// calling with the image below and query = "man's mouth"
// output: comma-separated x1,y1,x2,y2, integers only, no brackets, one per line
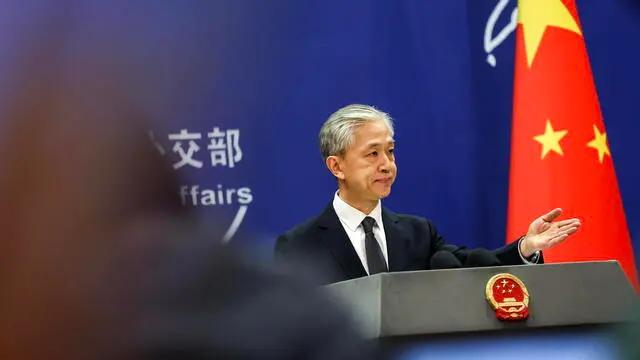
375,178,392,184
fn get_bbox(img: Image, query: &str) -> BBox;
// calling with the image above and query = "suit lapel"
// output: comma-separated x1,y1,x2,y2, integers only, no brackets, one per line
317,203,367,279
382,208,409,272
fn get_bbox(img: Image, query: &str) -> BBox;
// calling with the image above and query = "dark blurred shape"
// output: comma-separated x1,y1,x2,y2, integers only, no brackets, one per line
464,249,503,268
133,236,385,360
429,250,463,270
0,3,384,360
0,13,182,359
615,303,640,359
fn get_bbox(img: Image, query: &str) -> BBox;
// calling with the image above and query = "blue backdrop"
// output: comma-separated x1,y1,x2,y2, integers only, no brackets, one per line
1,0,638,272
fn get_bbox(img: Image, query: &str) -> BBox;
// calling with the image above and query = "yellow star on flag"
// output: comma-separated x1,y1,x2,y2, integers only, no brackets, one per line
518,0,582,67
533,119,568,159
587,124,610,163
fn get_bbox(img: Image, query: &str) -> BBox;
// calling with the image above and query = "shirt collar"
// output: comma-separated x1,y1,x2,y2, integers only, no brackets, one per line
332,190,383,232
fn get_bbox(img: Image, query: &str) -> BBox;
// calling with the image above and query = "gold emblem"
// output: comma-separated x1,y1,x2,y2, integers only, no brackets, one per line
485,273,530,321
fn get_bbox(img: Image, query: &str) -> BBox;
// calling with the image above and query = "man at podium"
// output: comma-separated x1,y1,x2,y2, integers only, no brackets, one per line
274,104,581,284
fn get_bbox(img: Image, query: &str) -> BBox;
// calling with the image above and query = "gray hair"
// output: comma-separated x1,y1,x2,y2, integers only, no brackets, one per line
319,104,394,160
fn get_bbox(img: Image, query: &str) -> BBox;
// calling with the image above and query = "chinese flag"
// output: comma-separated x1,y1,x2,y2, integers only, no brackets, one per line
506,0,638,288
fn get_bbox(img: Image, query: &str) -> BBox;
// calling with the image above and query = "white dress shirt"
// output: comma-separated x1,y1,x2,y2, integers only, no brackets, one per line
333,191,388,274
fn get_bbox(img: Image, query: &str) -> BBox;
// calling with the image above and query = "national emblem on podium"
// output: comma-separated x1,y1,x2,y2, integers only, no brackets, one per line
485,273,530,321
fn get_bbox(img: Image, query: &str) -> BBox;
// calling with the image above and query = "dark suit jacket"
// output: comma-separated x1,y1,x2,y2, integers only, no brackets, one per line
274,202,542,284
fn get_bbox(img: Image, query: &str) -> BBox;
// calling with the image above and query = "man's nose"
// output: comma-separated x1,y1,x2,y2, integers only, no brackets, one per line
378,154,393,172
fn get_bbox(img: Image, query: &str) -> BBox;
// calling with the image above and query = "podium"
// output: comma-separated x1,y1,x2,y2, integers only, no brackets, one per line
324,261,638,357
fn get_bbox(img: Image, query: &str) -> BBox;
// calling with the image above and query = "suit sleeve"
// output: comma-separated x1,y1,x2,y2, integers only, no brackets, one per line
425,219,469,263
493,237,545,265
423,218,543,266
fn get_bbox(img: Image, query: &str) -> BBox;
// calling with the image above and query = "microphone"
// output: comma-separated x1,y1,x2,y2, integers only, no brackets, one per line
429,250,463,270
464,248,502,268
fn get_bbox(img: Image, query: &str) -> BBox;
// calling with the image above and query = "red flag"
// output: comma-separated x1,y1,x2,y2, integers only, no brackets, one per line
506,0,638,288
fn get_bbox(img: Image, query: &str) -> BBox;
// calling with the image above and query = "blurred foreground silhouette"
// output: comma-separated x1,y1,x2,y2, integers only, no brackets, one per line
0,3,383,359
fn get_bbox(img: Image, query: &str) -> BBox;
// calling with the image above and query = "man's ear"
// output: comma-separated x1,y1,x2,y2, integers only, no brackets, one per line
325,155,345,180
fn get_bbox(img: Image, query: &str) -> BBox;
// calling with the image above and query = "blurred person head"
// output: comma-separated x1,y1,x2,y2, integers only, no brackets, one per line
0,25,384,360
0,32,187,360
0,78,383,360
320,104,397,214
0,1,389,357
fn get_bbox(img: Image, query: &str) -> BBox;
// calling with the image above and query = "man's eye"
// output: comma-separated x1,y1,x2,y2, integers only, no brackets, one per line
369,151,378,156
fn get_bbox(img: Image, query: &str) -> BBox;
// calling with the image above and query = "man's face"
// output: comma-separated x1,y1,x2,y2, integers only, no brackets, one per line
337,121,396,201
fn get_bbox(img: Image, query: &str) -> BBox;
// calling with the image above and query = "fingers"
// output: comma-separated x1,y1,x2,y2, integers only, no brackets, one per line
542,225,579,248
555,218,581,228
546,233,569,248
562,225,579,236
550,225,579,238
541,208,563,222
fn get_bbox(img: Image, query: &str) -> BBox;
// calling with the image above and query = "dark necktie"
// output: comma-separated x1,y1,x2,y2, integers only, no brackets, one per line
361,216,388,275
